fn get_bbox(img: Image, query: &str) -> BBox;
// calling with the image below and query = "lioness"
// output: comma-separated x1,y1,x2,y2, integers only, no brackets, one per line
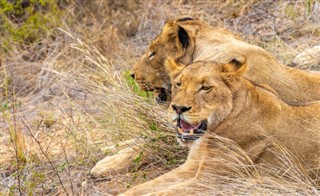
121,60,320,195
130,17,320,104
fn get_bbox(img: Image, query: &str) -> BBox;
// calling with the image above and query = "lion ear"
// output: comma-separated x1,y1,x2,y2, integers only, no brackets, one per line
165,57,186,81
176,16,194,22
222,56,247,75
175,16,194,48
220,57,248,85
177,25,189,48
162,22,189,49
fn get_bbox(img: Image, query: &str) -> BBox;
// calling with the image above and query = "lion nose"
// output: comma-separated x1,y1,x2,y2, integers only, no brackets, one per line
171,105,191,114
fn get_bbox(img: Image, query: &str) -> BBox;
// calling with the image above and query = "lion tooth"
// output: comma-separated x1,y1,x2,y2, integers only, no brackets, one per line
190,129,194,135
178,127,183,134
172,115,179,122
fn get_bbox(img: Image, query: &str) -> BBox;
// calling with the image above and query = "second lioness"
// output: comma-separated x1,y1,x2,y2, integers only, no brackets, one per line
130,17,320,104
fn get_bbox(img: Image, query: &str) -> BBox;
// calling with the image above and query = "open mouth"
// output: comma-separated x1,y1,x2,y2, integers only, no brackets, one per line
176,118,207,141
155,88,167,103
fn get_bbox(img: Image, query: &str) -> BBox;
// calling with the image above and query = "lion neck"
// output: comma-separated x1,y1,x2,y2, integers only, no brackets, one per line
192,28,246,63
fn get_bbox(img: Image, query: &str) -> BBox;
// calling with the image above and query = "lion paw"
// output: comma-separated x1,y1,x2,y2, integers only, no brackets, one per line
91,140,144,178
293,45,320,70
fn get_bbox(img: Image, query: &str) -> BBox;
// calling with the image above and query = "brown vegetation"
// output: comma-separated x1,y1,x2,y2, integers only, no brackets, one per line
1,0,319,195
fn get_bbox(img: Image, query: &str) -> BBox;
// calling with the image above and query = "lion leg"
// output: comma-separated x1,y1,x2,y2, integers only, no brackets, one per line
91,139,146,178
144,178,209,196
120,164,198,196
120,138,209,195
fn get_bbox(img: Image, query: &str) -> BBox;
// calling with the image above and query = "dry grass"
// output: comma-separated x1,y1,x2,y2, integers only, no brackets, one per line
132,133,320,195
0,0,319,195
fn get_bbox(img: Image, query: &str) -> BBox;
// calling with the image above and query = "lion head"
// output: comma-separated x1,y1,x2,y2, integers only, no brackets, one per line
130,17,237,103
166,58,246,146
130,17,196,103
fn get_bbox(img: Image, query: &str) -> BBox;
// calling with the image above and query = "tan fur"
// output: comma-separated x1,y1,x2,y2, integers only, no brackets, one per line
122,61,320,195
130,17,320,104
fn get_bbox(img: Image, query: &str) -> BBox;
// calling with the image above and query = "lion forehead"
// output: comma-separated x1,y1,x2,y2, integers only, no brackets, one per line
180,63,221,81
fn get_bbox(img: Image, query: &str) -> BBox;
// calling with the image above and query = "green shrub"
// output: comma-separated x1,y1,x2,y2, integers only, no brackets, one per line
123,71,153,98
0,0,64,53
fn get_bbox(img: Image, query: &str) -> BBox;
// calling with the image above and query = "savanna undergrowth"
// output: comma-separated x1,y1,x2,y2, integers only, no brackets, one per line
1,0,319,195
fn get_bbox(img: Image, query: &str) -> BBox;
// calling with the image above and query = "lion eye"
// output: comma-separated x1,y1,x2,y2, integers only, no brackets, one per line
200,86,212,91
148,51,156,60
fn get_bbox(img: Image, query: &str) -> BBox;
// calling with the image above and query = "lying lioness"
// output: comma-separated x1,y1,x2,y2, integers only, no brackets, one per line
130,17,320,104
121,60,320,195
91,17,320,178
